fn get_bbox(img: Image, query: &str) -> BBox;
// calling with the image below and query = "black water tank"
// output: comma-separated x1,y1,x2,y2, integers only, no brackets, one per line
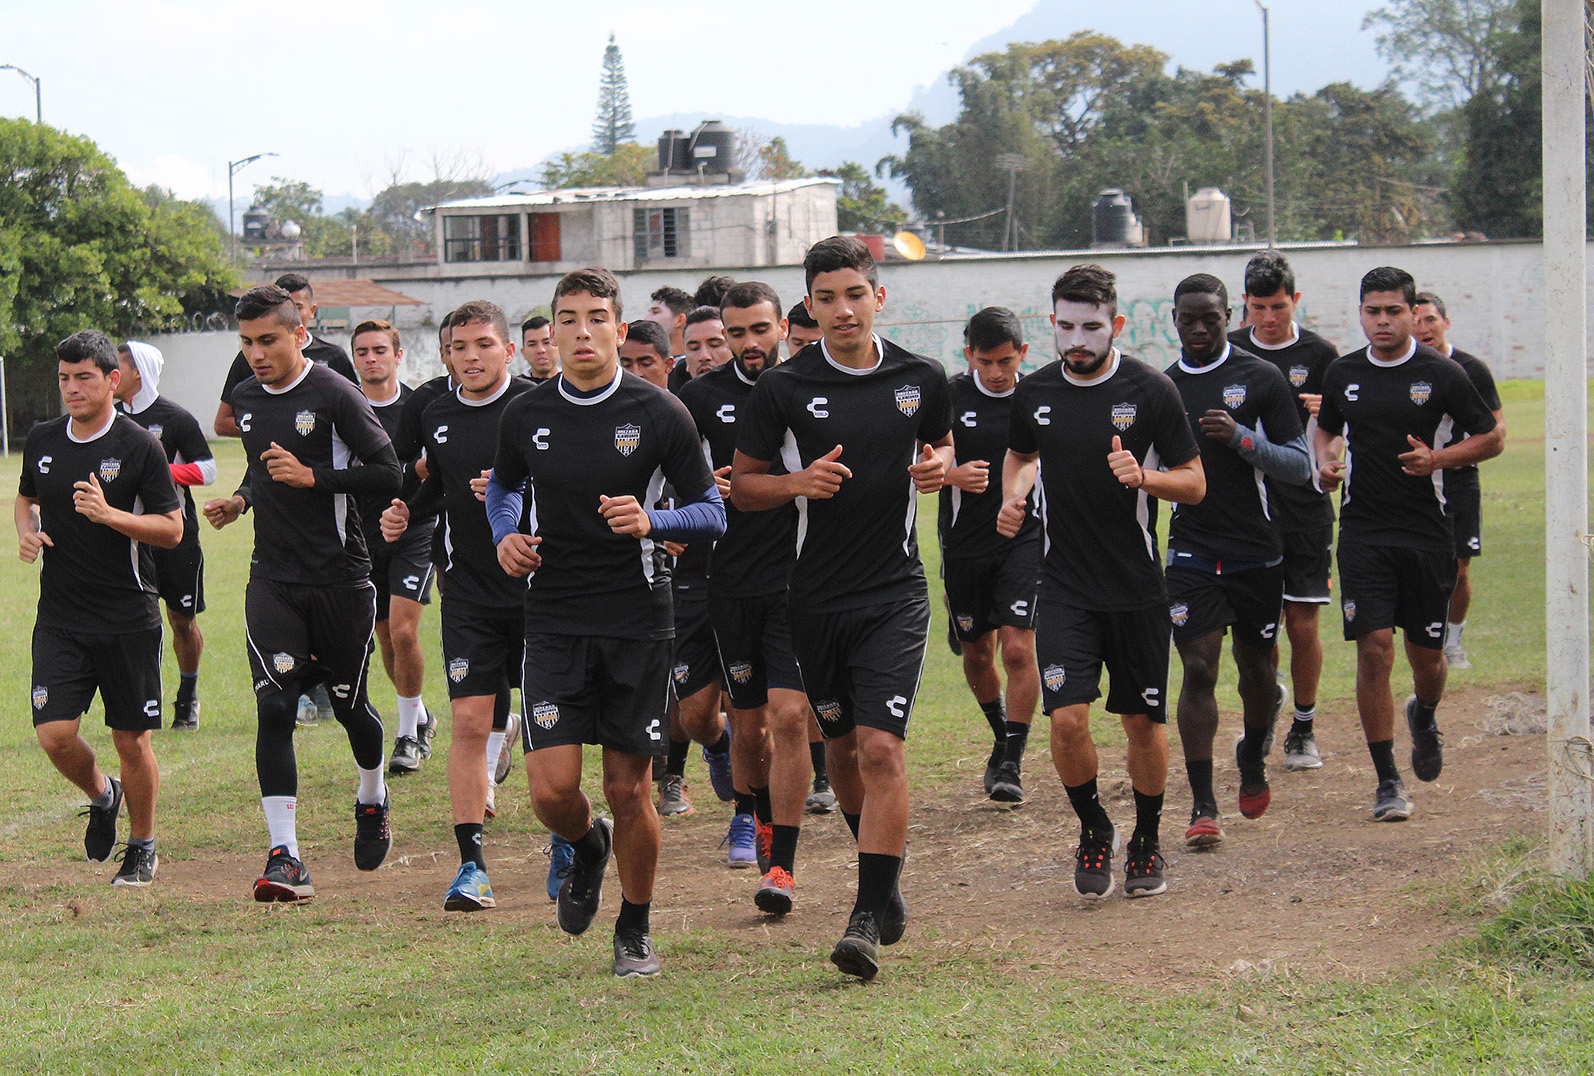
242,205,269,240
657,129,687,171
1092,188,1134,246
688,120,734,174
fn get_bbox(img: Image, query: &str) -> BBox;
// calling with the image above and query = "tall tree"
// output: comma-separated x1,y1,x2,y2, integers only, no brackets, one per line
591,33,636,155
1363,0,1517,111
816,163,906,233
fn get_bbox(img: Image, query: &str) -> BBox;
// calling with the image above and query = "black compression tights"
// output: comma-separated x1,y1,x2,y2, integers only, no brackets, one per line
256,683,386,797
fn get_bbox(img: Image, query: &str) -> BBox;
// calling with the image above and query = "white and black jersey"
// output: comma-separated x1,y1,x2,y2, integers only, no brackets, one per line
1317,341,1498,551
1165,345,1303,564
361,383,423,544
412,377,532,613
119,394,213,547
18,414,181,633
1008,352,1200,611
677,361,796,598
939,370,1039,561
737,336,953,614
493,370,716,640
1229,325,1337,533
232,362,401,586
1438,346,1501,496
221,337,356,408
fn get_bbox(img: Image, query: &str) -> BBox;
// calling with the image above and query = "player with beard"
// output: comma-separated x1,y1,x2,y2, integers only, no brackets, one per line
1000,264,1204,900
522,316,560,383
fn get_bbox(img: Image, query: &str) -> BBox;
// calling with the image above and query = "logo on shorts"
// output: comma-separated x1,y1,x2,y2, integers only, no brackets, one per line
31,685,47,710
1410,381,1432,406
1288,365,1309,388
448,657,469,682
1170,603,1189,627
147,424,163,439
532,701,559,729
672,662,690,686
1342,599,1357,622
728,661,753,685
614,423,640,456
1042,664,1066,693
273,652,295,673
98,458,121,482
1223,384,1246,409
294,410,317,437
895,384,921,417
1110,402,1137,431
814,699,843,727
956,614,974,633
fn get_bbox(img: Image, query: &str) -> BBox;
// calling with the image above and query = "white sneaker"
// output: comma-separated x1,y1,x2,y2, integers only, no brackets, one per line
1444,644,1471,670
494,711,520,785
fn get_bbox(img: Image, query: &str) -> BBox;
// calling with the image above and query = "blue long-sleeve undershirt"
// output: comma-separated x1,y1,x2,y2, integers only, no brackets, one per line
485,473,727,546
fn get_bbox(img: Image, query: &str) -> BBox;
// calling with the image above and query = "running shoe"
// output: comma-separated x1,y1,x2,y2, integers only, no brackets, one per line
170,698,199,731
754,866,795,915
544,834,574,901
1236,739,1272,820
483,785,496,821
82,775,123,863
705,737,735,802
295,695,318,727
1373,778,1413,822
443,861,496,911
417,705,438,760
989,760,1024,803
1124,839,1168,898
880,881,908,946
755,817,773,874
254,845,314,902
494,711,519,785
657,773,694,817
1406,696,1445,782
389,735,422,774
722,813,757,868
557,818,611,936
1283,726,1324,771
1073,825,1119,900
806,772,837,814
353,794,391,871
1184,811,1224,850
613,928,662,977
111,844,158,887
1444,644,1471,670
830,910,881,981
982,740,1004,795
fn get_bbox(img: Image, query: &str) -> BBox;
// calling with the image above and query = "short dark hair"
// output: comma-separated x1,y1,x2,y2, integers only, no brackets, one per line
964,307,1024,352
1174,272,1229,310
521,315,550,334
721,281,782,317
625,319,671,361
650,286,693,317
786,301,817,330
236,284,302,328
437,322,451,347
274,272,313,299
804,235,878,292
1051,264,1117,318
445,300,510,344
1359,266,1417,306
57,330,118,375
556,268,623,320
352,318,400,349
1413,291,1447,319
693,275,736,308
1242,251,1295,298
685,305,724,330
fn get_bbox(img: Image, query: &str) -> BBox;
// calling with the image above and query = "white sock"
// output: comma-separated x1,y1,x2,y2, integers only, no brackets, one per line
1444,621,1465,649
486,729,507,774
357,765,386,806
262,796,299,857
396,695,423,740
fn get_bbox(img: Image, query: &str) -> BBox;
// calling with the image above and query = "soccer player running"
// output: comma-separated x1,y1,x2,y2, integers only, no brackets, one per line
1229,251,1341,771
940,308,1041,804
522,315,560,383
1412,292,1506,670
113,340,215,730
350,320,437,774
19,331,183,886
203,285,402,901
732,236,953,981
489,268,725,978
1163,274,1313,850
1000,264,1204,900
381,301,530,911
1314,267,1502,821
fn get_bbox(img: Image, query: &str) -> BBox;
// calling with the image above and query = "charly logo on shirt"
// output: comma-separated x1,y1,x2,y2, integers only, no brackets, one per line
895,383,921,417
273,652,295,674
147,424,164,438
1110,402,1137,431
1042,664,1066,692
294,410,316,436
99,458,122,482
1410,381,1432,405
615,423,640,456
1343,599,1357,622
31,685,47,710
1170,603,1190,627
728,661,753,685
1223,384,1246,409
448,657,469,682
532,700,559,729
1289,365,1309,388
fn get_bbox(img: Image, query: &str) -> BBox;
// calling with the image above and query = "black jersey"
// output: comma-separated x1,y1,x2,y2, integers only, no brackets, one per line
667,358,690,394
1165,345,1304,564
361,383,424,544
938,370,1040,561
19,414,182,633
1228,325,1338,533
737,336,953,614
221,337,356,408
1317,341,1498,551
232,362,402,586
494,369,716,640
677,361,796,598
414,376,531,613
1438,346,1501,493
119,395,212,543
1008,351,1200,611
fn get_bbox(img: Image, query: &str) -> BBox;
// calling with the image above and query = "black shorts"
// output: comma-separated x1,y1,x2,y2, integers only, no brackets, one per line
671,594,721,700
942,544,1039,642
1336,543,1457,649
371,522,436,621
245,579,376,697
31,624,163,731
709,590,803,710
440,603,524,700
1446,483,1483,559
1279,525,1333,604
1035,594,1170,721
150,537,205,616
521,634,671,756
1166,564,1284,649
791,595,929,741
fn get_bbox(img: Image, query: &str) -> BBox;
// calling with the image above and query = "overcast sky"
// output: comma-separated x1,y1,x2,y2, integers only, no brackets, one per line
3,0,1393,206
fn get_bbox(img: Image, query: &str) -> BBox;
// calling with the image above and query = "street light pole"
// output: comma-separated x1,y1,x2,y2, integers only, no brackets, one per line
1252,2,1276,247
0,65,40,123
228,152,277,261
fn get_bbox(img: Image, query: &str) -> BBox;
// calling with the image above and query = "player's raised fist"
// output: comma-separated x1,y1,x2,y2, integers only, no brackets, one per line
794,444,851,499
996,496,1028,538
1108,435,1143,488
380,498,410,542
909,443,948,493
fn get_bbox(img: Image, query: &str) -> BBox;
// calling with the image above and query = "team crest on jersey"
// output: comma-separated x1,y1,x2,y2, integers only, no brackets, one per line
728,661,753,685
956,615,974,633
1170,603,1190,627
31,685,47,710
273,652,295,674
1343,600,1357,622
1042,664,1066,693
147,424,164,439
615,423,640,456
448,657,469,682
532,701,559,729
1110,402,1137,431
814,699,843,727
1223,384,1246,409
98,458,121,482
1288,365,1309,388
294,409,316,436
894,383,921,417
672,662,690,686
1410,381,1432,405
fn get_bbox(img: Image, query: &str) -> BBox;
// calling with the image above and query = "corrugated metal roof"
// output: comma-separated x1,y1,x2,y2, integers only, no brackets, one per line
425,176,839,214
236,279,426,306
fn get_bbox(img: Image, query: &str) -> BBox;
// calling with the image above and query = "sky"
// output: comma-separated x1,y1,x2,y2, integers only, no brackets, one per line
2,0,1396,212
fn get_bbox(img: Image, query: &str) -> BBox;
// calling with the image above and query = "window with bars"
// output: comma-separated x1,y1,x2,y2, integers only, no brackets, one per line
443,214,521,263
633,207,689,262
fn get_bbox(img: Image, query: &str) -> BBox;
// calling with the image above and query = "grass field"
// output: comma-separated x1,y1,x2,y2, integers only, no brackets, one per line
0,379,1588,1074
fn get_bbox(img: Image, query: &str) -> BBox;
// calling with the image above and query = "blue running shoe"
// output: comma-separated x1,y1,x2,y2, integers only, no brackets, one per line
443,862,496,911
545,834,574,902
704,726,734,803
722,813,757,868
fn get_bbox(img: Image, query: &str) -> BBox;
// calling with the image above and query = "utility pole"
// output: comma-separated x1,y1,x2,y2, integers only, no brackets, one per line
0,64,40,123
995,153,1028,252
1252,2,1276,247
228,152,277,262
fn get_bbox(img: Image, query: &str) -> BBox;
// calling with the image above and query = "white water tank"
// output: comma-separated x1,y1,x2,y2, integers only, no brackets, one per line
1186,187,1232,244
